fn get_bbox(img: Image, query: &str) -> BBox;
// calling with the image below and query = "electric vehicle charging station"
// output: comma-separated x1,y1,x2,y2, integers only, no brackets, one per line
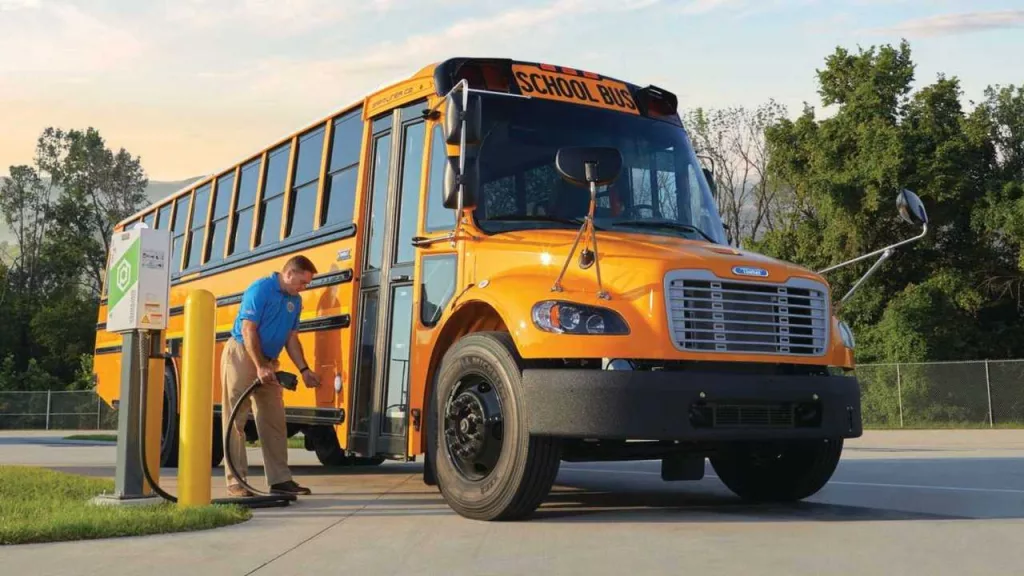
95,224,172,505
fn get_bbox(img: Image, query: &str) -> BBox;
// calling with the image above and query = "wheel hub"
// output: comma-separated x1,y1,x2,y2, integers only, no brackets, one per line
444,378,503,481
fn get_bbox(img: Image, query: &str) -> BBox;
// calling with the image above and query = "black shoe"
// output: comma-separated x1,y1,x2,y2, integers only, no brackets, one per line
270,480,312,495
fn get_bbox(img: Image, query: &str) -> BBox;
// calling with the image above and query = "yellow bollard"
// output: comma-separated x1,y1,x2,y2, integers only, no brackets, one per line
179,289,215,507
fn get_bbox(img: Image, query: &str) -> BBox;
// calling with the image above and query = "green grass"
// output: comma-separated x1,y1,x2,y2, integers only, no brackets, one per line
248,436,305,449
63,434,117,442
0,466,250,545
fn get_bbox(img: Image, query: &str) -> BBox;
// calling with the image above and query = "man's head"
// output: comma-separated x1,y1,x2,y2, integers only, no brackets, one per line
279,255,318,295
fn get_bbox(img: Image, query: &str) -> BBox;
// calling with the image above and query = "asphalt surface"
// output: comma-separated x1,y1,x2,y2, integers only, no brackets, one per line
3,430,1024,575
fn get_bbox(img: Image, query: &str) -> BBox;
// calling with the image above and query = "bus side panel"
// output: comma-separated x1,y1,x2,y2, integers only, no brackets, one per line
163,233,358,438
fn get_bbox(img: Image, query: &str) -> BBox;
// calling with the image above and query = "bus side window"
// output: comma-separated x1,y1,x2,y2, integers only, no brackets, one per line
143,211,156,229
156,203,172,230
184,183,211,270
420,254,456,327
287,125,325,238
257,142,291,247
171,194,191,271
206,171,235,265
321,108,363,228
230,158,261,256
424,125,456,232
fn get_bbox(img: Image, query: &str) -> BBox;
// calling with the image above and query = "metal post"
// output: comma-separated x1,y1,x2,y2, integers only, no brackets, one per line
896,363,904,428
111,330,149,499
985,360,994,428
45,390,52,430
97,394,103,430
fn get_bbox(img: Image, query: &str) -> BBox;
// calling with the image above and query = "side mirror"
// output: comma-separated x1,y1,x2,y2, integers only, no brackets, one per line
702,167,717,198
897,188,928,227
554,146,623,188
818,186,931,307
443,155,478,210
444,91,481,146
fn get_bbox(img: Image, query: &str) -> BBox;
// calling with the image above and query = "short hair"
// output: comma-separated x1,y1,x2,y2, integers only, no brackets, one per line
284,255,318,275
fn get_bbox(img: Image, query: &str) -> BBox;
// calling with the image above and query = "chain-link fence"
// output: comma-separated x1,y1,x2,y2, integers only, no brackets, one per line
2,360,1024,431
857,360,1024,428
0,390,118,431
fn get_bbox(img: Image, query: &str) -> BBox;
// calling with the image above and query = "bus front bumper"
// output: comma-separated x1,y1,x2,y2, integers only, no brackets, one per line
521,369,862,441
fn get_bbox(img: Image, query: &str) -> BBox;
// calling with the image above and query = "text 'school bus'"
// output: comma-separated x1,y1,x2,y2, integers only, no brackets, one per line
94,57,928,521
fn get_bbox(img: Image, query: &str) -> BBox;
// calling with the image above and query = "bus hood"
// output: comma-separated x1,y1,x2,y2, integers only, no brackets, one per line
600,232,823,285
481,228,828,290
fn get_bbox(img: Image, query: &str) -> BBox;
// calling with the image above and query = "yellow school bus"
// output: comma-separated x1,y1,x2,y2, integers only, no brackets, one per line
94,57,929,520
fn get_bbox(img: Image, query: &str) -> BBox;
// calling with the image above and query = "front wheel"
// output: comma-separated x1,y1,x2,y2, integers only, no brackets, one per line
431,332,561,521
709,438,843,502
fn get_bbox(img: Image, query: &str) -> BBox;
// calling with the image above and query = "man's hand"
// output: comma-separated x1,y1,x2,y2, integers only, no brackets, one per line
301,368,321,389
257,363,279,387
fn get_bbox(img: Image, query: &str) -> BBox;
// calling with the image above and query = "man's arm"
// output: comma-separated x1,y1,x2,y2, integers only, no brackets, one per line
285,331,320,388
242,320,278,386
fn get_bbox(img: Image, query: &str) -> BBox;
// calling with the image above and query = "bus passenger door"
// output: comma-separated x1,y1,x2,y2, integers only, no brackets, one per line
349,100,428,459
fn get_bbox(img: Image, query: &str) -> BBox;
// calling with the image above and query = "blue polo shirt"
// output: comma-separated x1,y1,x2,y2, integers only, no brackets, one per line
231,272,302,361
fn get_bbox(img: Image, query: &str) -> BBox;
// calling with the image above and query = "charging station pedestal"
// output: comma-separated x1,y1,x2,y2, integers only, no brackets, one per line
93,225,171,506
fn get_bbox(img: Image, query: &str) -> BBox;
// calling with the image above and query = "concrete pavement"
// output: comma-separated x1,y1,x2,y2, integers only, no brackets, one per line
2,430,1024,575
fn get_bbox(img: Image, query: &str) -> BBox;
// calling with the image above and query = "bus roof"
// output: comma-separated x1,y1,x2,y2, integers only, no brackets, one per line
117,57,679,229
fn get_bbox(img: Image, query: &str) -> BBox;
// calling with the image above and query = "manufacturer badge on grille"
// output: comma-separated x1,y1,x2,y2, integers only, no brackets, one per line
732,266,769,278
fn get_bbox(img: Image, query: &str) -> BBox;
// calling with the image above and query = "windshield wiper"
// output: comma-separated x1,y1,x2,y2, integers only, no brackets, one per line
487,215,602,229
610,219,717,243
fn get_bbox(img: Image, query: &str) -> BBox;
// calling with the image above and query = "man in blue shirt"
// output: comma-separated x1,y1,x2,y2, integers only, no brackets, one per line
221,255,321,497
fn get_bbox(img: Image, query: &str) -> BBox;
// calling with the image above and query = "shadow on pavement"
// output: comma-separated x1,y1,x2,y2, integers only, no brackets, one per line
529,488,964,523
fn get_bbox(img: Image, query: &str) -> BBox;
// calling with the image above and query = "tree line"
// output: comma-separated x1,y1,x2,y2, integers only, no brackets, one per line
1,39,1022,392
687,40,1024,365
1,128,148,391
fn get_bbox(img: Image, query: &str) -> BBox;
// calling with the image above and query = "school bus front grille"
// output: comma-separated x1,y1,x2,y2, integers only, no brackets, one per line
665,271,829,357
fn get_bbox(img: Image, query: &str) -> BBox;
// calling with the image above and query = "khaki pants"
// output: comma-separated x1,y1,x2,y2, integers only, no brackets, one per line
221,338,291,487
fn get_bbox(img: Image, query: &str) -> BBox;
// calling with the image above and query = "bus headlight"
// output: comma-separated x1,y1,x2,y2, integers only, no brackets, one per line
531,301,630,335
838,320,855,350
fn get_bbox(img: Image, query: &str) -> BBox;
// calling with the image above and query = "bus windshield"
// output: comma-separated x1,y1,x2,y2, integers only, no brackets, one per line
472,93,728,245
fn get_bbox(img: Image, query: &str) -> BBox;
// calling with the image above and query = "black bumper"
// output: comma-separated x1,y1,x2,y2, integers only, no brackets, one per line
521,369,862,441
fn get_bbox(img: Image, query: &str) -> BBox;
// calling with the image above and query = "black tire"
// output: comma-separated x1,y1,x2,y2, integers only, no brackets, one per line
161,363,225,469
307,425,384,467
309,425,350,466
160,363,180,468
210,414,224,468
431,332,561,521
710,438,843,502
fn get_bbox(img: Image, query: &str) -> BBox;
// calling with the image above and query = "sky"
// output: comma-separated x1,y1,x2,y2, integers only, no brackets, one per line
1,0,1023,181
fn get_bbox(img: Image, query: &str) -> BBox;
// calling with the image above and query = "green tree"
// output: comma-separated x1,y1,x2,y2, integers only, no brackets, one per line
750,40,1024,363
0,127,149,390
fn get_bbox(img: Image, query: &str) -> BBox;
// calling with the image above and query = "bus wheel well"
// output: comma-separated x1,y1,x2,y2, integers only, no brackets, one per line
421,301,509,453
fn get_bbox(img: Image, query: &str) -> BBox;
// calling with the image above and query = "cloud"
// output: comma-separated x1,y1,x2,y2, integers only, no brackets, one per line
162,0,404,37
866,10,1024,37
679,0,741,15
678,0,816,16
0,2,147,74
0,0,39,10
222,0,665,106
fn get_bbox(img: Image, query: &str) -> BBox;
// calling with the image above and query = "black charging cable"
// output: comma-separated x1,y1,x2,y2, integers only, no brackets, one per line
135,332,298,508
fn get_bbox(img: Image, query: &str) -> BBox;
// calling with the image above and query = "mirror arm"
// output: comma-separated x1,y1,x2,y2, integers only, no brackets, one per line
817,224,927,274
837,247,893,307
